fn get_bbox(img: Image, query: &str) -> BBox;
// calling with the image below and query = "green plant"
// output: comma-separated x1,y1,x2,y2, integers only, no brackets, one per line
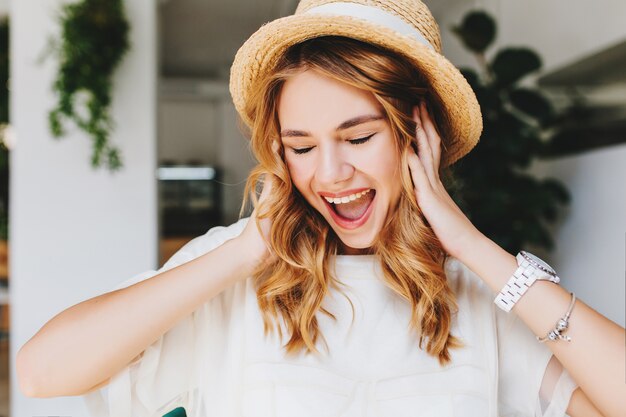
48,0,130,172
448,11,571,254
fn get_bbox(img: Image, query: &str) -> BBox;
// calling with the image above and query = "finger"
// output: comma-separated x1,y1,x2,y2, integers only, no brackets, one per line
406,145,431,198
271,140,280,154
250,174,274,220
259,174,274,203
420,101,441,173
261,174,273,194
413,105,432,161
413,105,436,181
255,175,274,246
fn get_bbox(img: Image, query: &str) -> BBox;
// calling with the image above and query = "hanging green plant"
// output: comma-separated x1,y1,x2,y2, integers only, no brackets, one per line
48,0,130,172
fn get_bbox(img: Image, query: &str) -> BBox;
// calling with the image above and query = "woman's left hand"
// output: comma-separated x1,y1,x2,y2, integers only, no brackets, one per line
407,101,480,259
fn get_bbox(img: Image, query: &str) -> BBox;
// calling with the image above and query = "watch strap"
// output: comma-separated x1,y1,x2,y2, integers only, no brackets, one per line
494,252,560,312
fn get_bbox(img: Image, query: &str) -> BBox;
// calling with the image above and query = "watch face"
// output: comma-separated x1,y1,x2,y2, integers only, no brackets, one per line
523,251,556,275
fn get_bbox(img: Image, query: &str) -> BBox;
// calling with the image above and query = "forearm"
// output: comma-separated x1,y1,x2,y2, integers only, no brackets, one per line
17,236,253,398
455,233,626,417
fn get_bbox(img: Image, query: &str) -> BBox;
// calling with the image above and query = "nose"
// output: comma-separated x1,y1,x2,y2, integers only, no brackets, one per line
314,142,354,186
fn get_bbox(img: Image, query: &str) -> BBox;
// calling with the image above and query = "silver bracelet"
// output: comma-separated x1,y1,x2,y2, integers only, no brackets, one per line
537,292,576,343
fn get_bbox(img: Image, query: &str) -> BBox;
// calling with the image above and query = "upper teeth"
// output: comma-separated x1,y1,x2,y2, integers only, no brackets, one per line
324,189,372,204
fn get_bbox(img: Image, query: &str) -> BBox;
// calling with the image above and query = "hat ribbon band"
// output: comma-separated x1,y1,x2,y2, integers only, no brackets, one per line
303,2,435,51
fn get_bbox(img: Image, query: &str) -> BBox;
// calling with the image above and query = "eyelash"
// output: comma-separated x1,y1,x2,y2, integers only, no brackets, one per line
291,134,374,155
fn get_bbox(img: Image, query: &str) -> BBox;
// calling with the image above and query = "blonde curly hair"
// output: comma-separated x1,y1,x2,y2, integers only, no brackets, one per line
239,36,464,366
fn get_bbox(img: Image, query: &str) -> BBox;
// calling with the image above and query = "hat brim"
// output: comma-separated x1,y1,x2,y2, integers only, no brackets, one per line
229,14,482,167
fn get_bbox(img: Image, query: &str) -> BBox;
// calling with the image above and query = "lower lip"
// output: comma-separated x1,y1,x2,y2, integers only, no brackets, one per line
323,191,375,230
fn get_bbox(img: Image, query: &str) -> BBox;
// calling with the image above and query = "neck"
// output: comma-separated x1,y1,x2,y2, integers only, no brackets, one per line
338,243,375,255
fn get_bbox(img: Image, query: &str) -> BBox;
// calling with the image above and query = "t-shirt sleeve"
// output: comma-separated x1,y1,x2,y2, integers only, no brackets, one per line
495,305,579,416
82,217,249,417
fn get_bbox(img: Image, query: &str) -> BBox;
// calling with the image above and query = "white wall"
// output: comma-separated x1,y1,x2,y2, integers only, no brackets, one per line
530,145,626,327
429,0,626,326
495,0,626,73
158,100,220,166
432,0,626,75
217,99,257,225
10,1,157,416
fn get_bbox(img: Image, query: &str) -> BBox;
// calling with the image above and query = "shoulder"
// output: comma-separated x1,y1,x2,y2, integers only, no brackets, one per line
177,217,249,255
110,218,251,292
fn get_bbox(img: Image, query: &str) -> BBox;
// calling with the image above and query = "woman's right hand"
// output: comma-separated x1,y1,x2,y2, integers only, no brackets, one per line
239,174,277,271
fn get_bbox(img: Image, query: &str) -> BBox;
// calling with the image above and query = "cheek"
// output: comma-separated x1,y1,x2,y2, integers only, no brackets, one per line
285,157,311,192
370,141,400,181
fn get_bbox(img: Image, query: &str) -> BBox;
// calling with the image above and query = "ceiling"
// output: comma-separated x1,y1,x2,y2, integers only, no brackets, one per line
158,0,453,79
159,0,300,78
538,39,626,87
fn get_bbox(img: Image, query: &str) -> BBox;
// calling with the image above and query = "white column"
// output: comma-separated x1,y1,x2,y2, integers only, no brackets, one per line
10,0,157,415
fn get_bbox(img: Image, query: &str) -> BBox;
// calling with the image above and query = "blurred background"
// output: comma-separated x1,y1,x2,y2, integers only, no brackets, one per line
2,0,625,416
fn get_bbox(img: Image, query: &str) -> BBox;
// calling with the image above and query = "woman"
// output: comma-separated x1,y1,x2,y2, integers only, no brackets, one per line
17,1,625,417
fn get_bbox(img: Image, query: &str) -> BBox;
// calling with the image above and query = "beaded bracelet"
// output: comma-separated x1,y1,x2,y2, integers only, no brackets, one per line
537,292,576,343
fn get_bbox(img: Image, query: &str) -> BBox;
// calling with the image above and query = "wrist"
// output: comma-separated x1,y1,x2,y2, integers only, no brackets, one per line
447,225,483,261
233,234,269,276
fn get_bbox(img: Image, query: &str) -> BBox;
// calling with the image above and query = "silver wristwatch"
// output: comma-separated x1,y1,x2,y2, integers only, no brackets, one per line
494,251,560,312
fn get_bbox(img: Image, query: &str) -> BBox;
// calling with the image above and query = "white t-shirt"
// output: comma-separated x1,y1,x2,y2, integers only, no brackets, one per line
83,217,578,417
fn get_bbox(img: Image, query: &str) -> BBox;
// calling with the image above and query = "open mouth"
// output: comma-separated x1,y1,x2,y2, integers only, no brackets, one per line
323,189,376,229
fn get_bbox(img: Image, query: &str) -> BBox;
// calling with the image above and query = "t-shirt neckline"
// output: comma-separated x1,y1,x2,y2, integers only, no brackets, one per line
330,254,382,280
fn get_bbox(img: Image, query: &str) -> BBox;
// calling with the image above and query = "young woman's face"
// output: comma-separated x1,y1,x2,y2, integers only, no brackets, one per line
278,69,403,254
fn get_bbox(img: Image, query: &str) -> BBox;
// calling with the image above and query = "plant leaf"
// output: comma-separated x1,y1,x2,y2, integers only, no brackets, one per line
451,11,496,54
508,88,555,125
492,48,541,87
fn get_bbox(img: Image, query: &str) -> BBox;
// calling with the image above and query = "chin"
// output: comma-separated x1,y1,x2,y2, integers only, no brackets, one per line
335,229,378,250
340,239,372,250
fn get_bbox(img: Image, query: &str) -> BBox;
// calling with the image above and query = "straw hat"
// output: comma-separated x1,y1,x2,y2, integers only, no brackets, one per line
229,0,482,167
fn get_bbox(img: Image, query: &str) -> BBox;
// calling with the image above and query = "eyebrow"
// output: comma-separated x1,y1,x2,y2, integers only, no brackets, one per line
280,114,385,138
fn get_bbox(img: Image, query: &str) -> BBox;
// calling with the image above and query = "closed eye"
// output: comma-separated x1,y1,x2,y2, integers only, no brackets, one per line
348,135,373,145
291,134,375,155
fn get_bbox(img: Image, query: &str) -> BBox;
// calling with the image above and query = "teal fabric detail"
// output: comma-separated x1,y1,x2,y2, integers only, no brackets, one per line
162,407,186,417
